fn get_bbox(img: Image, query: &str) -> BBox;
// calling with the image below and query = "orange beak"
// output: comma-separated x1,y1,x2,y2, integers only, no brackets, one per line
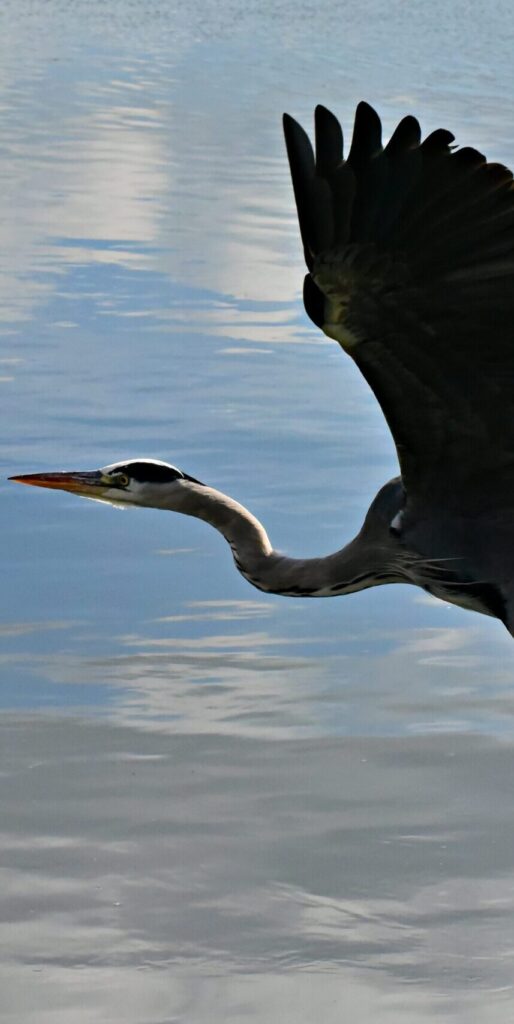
9,471,108,496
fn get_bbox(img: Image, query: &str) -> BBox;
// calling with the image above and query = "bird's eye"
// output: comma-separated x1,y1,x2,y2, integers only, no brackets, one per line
114,473,130,488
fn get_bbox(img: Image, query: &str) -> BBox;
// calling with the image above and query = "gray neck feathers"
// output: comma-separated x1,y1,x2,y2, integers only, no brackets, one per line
175,483,272,560
175,482,403,598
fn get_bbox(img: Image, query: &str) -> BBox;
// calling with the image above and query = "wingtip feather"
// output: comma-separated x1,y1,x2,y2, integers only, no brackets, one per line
348,101,383,169
314,104,344,171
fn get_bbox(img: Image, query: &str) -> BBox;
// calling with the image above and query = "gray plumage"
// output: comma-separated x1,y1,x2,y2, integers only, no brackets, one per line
10,103,514,634
282,102,514,632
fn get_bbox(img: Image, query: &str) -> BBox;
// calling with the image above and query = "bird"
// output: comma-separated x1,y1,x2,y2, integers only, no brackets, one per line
10,102,514,632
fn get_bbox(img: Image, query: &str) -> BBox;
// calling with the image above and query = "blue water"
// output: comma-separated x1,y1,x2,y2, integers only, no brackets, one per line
1,2,514,1020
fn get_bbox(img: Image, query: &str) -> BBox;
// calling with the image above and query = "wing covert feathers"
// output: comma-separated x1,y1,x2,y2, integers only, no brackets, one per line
283,103,514,509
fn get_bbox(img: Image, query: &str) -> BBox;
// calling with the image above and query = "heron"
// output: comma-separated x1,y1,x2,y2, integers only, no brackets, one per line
10,103,514,632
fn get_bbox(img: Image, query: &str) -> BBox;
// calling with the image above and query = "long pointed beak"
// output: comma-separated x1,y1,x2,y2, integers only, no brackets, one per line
9,470,107,496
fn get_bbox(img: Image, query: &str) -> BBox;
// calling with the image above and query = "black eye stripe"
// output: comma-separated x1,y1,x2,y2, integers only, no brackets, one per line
109,462,204,485
111,462,182,483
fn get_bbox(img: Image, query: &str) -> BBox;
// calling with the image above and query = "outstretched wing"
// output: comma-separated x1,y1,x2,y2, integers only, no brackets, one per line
283,102,514,514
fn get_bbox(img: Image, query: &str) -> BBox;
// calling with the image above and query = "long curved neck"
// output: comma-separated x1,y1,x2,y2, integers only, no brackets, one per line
171,481,402,597
180,483,273,562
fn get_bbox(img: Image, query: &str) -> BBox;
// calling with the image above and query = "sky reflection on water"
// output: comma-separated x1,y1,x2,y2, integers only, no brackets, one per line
3,716,514,1023
1,0,514,1021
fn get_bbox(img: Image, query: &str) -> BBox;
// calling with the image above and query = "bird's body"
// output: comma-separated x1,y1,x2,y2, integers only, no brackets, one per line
11,103,514,634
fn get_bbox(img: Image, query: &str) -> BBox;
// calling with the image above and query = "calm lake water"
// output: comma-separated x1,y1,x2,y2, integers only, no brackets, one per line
1,2,514,1021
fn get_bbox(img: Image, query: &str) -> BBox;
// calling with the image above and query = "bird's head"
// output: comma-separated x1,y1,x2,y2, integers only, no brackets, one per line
10,459,205,510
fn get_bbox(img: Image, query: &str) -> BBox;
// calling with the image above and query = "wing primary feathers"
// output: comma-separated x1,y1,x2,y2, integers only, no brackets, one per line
284,108,350,257
384,114,421,155
314,104,343,173
420,127,455,153
347,101,383,173
284,99,514,510
314,106,355,246
283,113,317,268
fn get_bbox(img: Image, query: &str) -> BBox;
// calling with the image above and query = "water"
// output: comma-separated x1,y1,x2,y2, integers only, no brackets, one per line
1,2,514,1020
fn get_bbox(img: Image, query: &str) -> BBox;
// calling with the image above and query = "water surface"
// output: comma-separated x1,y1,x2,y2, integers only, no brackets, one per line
1,2,514,1021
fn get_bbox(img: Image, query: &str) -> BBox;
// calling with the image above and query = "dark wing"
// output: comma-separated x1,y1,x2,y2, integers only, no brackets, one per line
283,102,514,514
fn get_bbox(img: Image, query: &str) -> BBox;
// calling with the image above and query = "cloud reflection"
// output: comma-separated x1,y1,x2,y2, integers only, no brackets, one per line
0,620,78,638
155,598,276,623
2,715,514,1018
1,614,512,741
